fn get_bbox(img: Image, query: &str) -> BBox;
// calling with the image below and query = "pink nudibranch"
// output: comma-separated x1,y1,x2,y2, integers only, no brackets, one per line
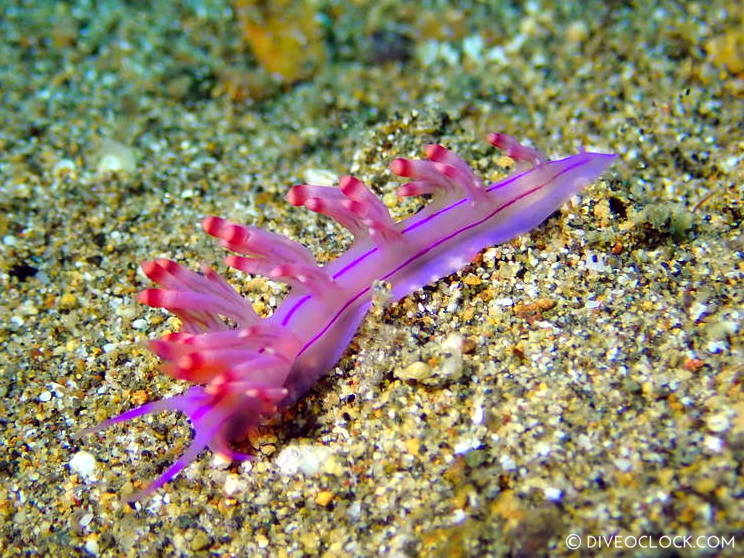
84,133,616,499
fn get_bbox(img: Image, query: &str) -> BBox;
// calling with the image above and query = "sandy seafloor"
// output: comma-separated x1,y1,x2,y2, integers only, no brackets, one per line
0,1,742,556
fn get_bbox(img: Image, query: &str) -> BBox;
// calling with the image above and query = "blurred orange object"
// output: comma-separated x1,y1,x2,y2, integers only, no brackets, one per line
233,0,326,83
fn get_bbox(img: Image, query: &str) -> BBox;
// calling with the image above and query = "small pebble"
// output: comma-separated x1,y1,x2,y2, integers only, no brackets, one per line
706,413,730,433
69,451,97,480
544,487,563,502
275,444,333,476
315,491,335,506
189,530,211,552
223,474,246,497
84,539,99,556
394,361,432,381
96,140,137,174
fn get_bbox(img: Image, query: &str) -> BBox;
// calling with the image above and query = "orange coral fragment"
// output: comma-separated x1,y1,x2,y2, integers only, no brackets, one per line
233,0,326,83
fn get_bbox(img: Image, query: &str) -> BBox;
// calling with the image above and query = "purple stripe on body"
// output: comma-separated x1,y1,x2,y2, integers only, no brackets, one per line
281,159,569,327
294,157,589,355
